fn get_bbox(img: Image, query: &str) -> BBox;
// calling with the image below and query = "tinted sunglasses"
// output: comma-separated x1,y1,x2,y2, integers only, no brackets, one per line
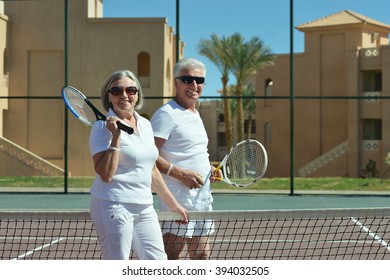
108,86,138,96
175,76,205,84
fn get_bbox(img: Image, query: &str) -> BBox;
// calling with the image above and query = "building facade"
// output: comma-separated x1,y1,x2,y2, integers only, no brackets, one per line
0,0,183,176
253,10,390,178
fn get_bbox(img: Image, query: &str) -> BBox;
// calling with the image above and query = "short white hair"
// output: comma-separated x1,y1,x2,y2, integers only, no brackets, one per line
174,58,207,77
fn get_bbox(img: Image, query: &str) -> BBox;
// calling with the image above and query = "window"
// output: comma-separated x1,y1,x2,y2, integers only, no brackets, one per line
362,71,382,92
362,119,382,140
218,113,224,122
137,52,150,77
137,52,150,88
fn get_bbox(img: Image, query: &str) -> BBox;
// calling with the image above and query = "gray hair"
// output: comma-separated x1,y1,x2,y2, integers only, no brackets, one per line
101,70,144,111
173,58,207,78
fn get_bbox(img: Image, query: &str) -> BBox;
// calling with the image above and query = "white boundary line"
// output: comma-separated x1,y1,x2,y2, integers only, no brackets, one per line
12,237,66,260
350,217,390,252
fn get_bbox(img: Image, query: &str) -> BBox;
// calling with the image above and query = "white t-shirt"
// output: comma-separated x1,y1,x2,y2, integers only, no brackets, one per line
151,100,212,201
89,109,158,204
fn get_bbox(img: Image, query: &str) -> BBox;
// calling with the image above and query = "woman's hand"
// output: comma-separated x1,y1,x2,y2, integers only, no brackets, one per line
105,116,121,136
151,165,188,223
169,202,188,224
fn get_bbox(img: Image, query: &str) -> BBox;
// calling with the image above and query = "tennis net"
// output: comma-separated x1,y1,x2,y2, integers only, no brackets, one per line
1,208,390,260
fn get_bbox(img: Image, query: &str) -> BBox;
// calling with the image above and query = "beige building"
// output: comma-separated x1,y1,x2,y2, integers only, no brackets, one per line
252,10,390,178
0,0,183,176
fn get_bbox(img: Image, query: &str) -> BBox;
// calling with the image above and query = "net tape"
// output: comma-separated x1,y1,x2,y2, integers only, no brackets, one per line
1,208,390,260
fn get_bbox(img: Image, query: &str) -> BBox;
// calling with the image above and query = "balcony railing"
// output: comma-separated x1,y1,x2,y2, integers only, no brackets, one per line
363,140,380,151
363,91,381,102
363,47,380,57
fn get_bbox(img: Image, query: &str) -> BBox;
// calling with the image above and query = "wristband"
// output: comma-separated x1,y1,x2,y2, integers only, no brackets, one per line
166,163,174,176
108,146,120,152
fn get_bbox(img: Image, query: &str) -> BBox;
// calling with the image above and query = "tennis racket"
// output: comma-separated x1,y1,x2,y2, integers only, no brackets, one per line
61,86,134,134
212,139,268,188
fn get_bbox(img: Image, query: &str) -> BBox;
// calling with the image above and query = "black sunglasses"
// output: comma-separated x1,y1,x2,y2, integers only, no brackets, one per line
175,76,205,84
108,86,138,96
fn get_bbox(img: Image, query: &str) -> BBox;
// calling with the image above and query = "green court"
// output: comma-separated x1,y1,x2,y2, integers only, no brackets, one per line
1,192,390,210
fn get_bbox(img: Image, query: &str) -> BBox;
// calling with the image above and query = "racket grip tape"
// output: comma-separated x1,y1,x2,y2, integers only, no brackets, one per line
213,165,223,181
117,122,134,134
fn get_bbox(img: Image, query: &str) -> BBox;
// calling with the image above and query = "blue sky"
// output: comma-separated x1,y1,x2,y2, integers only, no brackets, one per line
104,0,389,98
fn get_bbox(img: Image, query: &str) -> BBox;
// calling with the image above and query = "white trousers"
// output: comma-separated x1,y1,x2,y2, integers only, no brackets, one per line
90,197,167,260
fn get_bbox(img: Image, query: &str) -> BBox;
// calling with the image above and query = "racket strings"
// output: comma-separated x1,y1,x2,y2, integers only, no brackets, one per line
63,88,97,125
224,142,266,185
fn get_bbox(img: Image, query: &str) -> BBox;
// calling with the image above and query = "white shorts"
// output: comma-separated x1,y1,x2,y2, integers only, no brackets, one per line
159,196,215,237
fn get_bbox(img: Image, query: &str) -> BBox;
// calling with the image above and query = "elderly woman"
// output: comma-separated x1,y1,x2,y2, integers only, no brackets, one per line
89,70,187,260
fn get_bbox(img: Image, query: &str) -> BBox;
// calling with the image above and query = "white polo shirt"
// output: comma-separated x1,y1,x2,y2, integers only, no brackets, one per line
89,109,158,204
151,100,212,200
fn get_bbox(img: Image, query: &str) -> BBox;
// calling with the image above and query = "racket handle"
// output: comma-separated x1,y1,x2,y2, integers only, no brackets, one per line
211,166,223,181
117,122,134,134
215,165,222,172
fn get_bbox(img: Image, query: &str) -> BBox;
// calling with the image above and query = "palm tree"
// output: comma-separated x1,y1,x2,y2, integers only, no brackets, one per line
226,33,275,141
229,84,256,139
242,84,256,139
198,34,234,151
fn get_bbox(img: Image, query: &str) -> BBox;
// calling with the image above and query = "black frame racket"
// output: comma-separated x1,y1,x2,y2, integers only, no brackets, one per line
61,85,134,134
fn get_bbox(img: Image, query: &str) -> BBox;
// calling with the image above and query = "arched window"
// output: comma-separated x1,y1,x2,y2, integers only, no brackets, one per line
265,79,273,108
218,113,224,122
137,52,150,88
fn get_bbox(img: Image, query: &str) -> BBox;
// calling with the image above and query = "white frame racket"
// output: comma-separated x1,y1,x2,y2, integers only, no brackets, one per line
61,85,133,134
213,139,268,188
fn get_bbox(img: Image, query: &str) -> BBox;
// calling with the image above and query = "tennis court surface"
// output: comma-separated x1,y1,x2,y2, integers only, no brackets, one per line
1,192,390,260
